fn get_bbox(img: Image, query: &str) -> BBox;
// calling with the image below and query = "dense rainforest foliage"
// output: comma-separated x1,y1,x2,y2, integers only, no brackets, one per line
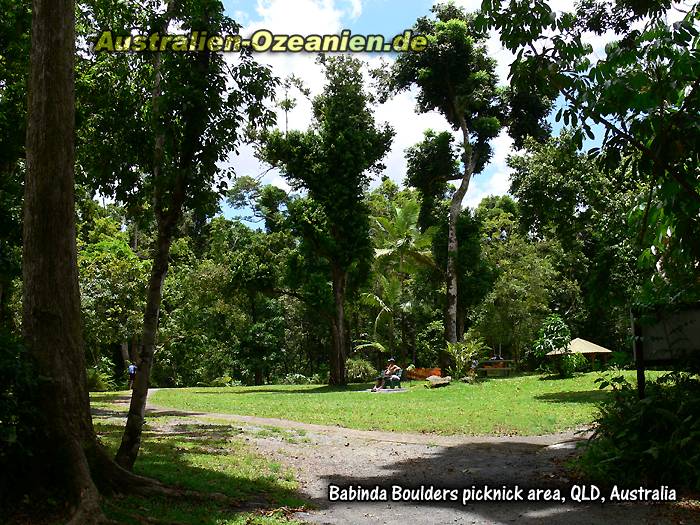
1,0,698,520
4,138,653,389
2,0,697,391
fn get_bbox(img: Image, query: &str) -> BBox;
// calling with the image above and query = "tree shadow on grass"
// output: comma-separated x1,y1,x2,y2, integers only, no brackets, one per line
534,390,609,404
144,423,248,441
90,392,132,403
538,374,573,381
189,383,374,395
91,406,208,419
94,422,309,524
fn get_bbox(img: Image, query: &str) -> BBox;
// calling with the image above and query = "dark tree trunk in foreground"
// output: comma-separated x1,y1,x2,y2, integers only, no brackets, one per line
23,2,186,520
23,1,107,521
329,265,348,385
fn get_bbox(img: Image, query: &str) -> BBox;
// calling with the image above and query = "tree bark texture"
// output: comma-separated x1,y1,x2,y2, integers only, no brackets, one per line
115,207,180,469
445,173,470,344
329,265,348,385
23,0,106,521
445,122,476,345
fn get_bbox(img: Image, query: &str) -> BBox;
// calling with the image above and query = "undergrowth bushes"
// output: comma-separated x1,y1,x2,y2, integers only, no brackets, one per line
346,357,377,383
0,331,45,510
576,371,700,491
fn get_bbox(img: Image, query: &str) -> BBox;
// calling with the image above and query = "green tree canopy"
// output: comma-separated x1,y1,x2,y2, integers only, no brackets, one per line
482,0,700,294
385,2,551,344
263,55,394,384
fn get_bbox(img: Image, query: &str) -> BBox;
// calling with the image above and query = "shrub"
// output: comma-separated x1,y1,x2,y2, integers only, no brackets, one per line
607,350,633,369
86,368,115,392
86,356,116,391
278,373,314,385
0,331,45,508
205,375,239,387
553,352,590,377
527,314,571,373
415,320,444,367
346,357,377,383
445,331,490,379
311,371,329,384
575,372,700,491
569,352,589,372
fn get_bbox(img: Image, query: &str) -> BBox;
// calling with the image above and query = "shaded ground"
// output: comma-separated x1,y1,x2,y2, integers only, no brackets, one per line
92,390,695,525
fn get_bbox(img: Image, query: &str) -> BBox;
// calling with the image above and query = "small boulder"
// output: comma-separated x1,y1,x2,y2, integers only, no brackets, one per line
425,375,451,388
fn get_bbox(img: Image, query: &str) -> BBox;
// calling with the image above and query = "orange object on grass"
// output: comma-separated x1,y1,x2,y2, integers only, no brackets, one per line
405,367,441,380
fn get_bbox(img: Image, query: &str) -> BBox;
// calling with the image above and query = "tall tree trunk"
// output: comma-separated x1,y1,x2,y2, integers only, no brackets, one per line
445,122,475,346
23,0,106,521
115,206,180,469
131,221,139,251
400,311,407,364
22,1,225,515
457,306,465,340
0,281,5,324
411,323,417,365
117,5,214,468
329,265,348,385
445,174,470,344
254,367,264,386
120,342,130,366
114,0,188,469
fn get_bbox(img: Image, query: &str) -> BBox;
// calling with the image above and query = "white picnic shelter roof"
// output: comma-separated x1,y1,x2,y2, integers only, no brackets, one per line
546,337,613,356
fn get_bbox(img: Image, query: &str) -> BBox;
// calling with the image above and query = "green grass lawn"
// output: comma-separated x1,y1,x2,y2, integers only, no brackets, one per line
149,371,660,436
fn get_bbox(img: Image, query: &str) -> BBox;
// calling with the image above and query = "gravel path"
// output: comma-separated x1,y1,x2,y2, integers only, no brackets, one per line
96,390,690,524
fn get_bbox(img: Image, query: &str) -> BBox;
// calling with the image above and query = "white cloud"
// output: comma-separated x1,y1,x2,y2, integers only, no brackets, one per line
373,87,453,187
226,0,693,211
241,0,348,132
464,130,515,208
347,0,363,19
220,0,348,193
268,173,292,192
251,0,345,34
222,0,515,209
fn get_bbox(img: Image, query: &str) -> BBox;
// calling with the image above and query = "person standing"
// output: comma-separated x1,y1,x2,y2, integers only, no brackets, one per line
127,362,138,390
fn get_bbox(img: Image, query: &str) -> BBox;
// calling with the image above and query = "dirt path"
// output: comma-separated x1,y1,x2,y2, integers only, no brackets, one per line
96,391,688,524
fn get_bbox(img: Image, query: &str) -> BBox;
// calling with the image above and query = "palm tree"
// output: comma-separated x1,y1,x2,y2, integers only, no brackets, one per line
357,273,405,355
360,199,437,363
373,199,436,275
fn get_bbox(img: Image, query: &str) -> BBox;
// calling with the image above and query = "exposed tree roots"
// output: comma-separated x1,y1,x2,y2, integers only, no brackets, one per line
61,442,255,524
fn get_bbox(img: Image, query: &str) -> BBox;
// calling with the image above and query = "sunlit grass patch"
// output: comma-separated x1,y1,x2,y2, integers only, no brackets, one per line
149,371,665,436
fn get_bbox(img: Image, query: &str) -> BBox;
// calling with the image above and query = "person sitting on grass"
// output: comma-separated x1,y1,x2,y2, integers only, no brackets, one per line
372,358,401,392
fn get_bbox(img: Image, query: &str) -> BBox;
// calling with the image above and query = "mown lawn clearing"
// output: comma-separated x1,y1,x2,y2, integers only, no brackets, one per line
146,371,663,436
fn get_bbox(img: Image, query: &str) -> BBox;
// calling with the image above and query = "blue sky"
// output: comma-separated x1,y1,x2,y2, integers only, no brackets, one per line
223,0,435,36
215,0,591,224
